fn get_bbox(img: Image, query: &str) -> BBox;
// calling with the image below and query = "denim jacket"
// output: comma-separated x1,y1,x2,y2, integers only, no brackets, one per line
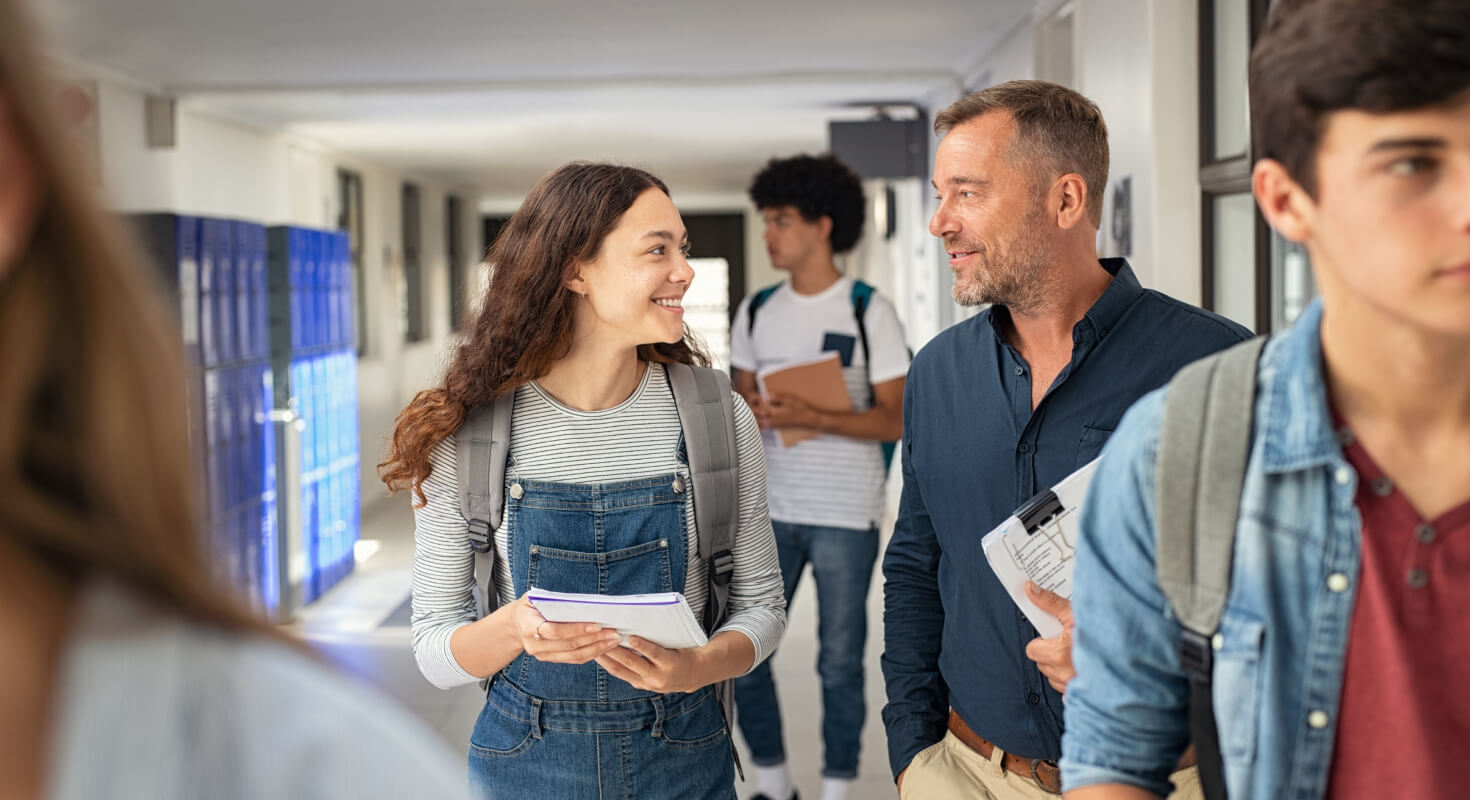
1063,299,1361,799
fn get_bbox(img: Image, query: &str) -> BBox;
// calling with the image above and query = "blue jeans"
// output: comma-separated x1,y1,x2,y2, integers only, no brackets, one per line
734,521,879,779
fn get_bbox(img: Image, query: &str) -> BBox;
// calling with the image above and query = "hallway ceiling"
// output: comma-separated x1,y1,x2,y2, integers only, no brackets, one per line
37,0,1038,197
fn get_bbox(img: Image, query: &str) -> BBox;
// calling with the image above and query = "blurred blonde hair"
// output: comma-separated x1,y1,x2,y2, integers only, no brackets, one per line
0,0,277,636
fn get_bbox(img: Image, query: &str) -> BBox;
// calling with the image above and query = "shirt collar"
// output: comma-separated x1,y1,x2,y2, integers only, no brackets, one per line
986,258,1140,347
1259,297,1341,473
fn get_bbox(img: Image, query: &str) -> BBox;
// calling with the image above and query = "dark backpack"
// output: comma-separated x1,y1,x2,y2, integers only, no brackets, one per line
746,279,905,472
1155,335,1269,800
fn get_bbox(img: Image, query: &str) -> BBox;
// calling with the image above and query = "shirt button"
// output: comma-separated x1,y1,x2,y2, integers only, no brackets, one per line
1015,366,1026,377
1027,692,1040,705
1334,466,1353,486
1326,573,1350,593
1407,568,1429,589
1370,476,1393,497
509,483,525,499
1211,633,1224,651
1018,443,1031,454
1415,524,1437,544
1308,710,1330,729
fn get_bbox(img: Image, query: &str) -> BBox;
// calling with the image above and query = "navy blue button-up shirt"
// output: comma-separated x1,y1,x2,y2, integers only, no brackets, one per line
880,258,1251,777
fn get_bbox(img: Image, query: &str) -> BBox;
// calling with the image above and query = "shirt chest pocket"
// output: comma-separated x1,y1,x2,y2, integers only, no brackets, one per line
1075,425,1113,468
1212,614,1266,768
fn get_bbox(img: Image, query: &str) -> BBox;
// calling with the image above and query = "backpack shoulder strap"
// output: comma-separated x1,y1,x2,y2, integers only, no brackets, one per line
745,283,783,335
1156,335,1265,633
455,390,515,619
1155,334,1266,800
665,361,740,630
664,361,743,776
849,279,874,374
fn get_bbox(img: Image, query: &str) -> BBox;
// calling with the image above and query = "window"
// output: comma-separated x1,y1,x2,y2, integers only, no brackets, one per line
1198,0,1286,333
401,183,424,342
446,195,465,331
336,169,366,355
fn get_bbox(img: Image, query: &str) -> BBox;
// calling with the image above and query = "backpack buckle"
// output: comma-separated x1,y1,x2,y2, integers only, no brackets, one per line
1179,628,1214,680
467,519,493,553
710,549,734,586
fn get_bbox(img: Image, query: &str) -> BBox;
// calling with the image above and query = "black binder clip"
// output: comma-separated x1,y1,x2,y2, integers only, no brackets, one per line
1016,490,1064,534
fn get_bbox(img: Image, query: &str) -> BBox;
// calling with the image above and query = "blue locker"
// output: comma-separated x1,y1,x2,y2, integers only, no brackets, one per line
259,366,279,614
305,230,321,349
337,235,354,350
202,369,223,527
233,222,253,361
288,228,305,351
325,235,340,350
250,225,268,361
198,220,219,367
314,231,329,350
216,222,236,365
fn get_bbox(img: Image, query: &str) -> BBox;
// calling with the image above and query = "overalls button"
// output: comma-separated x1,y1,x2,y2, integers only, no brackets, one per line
672,477,685,493
509,483,524,500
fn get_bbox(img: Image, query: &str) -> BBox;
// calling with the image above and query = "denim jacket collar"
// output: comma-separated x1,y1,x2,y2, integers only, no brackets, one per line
1259,298,1341,475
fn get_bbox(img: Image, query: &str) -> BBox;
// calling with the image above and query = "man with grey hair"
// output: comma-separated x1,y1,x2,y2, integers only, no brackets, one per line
880,80,1248,798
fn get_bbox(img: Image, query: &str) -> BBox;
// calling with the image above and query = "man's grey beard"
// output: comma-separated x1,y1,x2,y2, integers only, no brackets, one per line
950,254,1044,310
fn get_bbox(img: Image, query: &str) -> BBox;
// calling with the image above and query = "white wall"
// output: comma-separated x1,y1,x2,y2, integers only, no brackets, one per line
916,0,1203,311
89,77,481,505
1076,0,1201,301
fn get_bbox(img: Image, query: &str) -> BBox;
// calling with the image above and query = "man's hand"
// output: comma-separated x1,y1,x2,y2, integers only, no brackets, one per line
756,392,821,430
1023,581,1076,694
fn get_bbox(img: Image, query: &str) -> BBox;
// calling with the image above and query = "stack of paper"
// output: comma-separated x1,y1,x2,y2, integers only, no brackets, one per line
527,587,709,650
755,352,853,447
979,458,1100,638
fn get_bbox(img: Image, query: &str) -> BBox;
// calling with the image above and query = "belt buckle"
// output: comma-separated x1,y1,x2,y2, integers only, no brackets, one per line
1029,758,1062,795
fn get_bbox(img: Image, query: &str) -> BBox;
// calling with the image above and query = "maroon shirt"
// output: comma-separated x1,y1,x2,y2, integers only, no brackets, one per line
1325,424,1470,799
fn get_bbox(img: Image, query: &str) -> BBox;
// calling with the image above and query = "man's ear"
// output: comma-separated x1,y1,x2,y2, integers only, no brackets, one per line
817,215,834,241
1053,174,1089,230
1252,159,1314,244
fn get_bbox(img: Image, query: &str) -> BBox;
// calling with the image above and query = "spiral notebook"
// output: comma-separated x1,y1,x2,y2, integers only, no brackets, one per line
527,587,709,650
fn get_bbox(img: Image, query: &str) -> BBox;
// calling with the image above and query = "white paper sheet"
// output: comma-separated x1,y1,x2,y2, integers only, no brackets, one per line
527,587,709,650
979,458,1100,639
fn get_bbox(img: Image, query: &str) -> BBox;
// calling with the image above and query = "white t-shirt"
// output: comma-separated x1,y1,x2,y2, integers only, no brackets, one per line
729,277,909,530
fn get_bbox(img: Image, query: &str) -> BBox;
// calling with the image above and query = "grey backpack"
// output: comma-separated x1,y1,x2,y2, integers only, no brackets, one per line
1156,335,1268,800
453,361,743,770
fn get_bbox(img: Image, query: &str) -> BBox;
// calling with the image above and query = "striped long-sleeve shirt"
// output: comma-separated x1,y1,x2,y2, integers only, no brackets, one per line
409,363,787,689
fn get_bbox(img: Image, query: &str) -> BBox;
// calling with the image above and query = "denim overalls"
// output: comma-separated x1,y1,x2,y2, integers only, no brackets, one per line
467,446,736,800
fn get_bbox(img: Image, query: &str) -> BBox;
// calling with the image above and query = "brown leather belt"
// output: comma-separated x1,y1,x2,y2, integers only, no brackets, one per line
947,710,1063,794
944,710,1199,795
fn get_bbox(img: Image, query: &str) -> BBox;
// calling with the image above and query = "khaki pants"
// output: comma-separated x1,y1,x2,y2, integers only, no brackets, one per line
899,732,1202,800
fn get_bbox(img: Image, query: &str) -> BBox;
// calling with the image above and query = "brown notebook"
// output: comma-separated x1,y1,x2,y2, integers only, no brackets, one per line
756,352,853,447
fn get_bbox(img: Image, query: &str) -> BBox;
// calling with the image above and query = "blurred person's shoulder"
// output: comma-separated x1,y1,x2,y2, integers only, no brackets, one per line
48,579,470,800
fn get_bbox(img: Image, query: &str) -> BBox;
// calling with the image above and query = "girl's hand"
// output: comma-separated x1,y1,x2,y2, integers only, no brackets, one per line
596,636,703,693
512,594,623,665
